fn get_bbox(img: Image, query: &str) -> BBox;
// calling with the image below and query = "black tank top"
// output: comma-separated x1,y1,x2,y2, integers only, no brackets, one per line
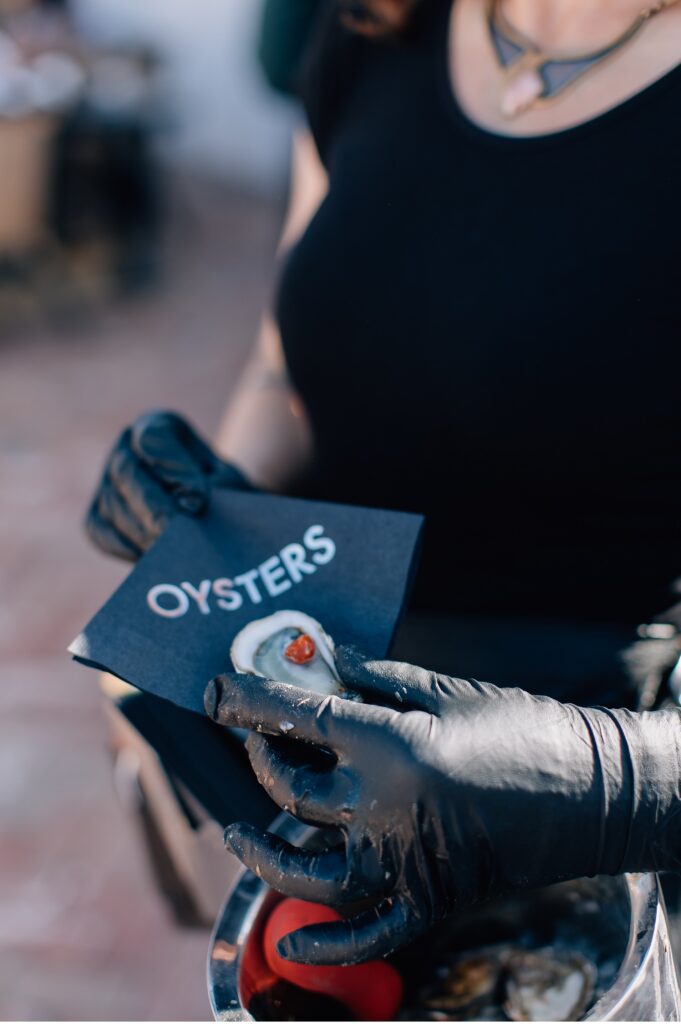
276,0,681,626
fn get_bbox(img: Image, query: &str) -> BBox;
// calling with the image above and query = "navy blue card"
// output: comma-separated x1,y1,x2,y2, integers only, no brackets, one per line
69,490,423,714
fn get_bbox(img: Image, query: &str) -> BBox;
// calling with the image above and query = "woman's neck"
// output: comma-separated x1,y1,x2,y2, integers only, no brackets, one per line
500,0,651,49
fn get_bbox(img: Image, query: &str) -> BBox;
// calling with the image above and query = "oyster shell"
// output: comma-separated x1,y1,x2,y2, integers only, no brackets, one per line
401,943,598,1022
421,950,502,1017
230,610,341,695
503,949,596,1022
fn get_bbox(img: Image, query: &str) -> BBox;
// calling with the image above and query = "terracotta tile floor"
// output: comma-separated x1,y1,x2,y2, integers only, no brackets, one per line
0,181,280,1020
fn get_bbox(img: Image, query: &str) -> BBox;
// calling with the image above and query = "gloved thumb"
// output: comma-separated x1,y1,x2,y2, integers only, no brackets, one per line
334,646,416,707
335,646,451,714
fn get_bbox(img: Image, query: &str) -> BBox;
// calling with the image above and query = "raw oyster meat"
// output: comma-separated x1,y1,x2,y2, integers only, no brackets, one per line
230,610,340,695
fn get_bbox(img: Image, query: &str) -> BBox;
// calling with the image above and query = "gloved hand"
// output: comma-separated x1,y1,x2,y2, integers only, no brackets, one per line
85,410,251,560
204,647,681,966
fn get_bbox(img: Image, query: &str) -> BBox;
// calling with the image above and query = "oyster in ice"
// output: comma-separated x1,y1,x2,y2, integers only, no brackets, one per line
503,948,596,1022
230,610,340,695
420,950,502,1018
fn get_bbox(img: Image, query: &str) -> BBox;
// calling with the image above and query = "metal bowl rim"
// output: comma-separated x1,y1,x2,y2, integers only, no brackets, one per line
208,817,663,1022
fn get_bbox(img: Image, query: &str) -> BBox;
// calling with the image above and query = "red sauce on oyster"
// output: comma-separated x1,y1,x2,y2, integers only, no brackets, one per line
284,634,316,665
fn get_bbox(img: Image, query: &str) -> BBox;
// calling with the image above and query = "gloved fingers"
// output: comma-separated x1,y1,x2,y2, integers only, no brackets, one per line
246,733,352,826
166,410,225,475
336,645,446,714
84,499,141,561
129,410,212,510
169,421,254,493
245,738,395,901
343,830,399,897
277,895,420,966
224,822,356,903
204,673,364,751
96,474,153,553
210,458,254,491
108,432,177,540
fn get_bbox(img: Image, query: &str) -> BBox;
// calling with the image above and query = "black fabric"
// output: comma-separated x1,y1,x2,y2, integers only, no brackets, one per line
258,0,326,96
119,691,277,829
391,611,637,706
278,0,681,630
73,488,422,715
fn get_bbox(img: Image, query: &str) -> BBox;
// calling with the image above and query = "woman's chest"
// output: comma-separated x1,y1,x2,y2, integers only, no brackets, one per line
278,120,680,444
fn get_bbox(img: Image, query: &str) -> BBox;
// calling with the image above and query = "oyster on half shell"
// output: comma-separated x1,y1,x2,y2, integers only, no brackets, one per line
230,610,341,695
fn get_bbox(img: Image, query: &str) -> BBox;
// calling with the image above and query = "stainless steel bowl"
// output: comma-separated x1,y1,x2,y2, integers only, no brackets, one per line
208,817,681,1022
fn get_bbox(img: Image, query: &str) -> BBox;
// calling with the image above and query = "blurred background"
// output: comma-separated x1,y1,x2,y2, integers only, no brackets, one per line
0,0,314,1017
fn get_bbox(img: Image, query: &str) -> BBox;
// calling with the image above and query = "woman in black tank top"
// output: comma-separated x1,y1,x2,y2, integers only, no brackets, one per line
89,0,681,700
274,0,681,702
87,0,681,968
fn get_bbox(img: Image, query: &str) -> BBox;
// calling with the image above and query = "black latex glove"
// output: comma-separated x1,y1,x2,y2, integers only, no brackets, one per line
204,647,681,966
85,410,251,560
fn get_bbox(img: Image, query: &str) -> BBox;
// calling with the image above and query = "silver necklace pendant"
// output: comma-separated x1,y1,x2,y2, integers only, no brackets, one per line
498,53,547,118
487,0,670,118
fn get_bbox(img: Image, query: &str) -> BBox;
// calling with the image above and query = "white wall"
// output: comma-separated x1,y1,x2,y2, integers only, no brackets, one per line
70,0,296,194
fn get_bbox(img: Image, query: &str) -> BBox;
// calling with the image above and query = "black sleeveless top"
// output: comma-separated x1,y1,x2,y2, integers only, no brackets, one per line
276,0,681,626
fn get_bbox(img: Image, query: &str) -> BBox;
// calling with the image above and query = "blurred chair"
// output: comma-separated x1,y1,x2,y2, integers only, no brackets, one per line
0,114,55,255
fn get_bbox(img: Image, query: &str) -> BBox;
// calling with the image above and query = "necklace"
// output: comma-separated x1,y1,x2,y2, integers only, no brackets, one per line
487,0,679,118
